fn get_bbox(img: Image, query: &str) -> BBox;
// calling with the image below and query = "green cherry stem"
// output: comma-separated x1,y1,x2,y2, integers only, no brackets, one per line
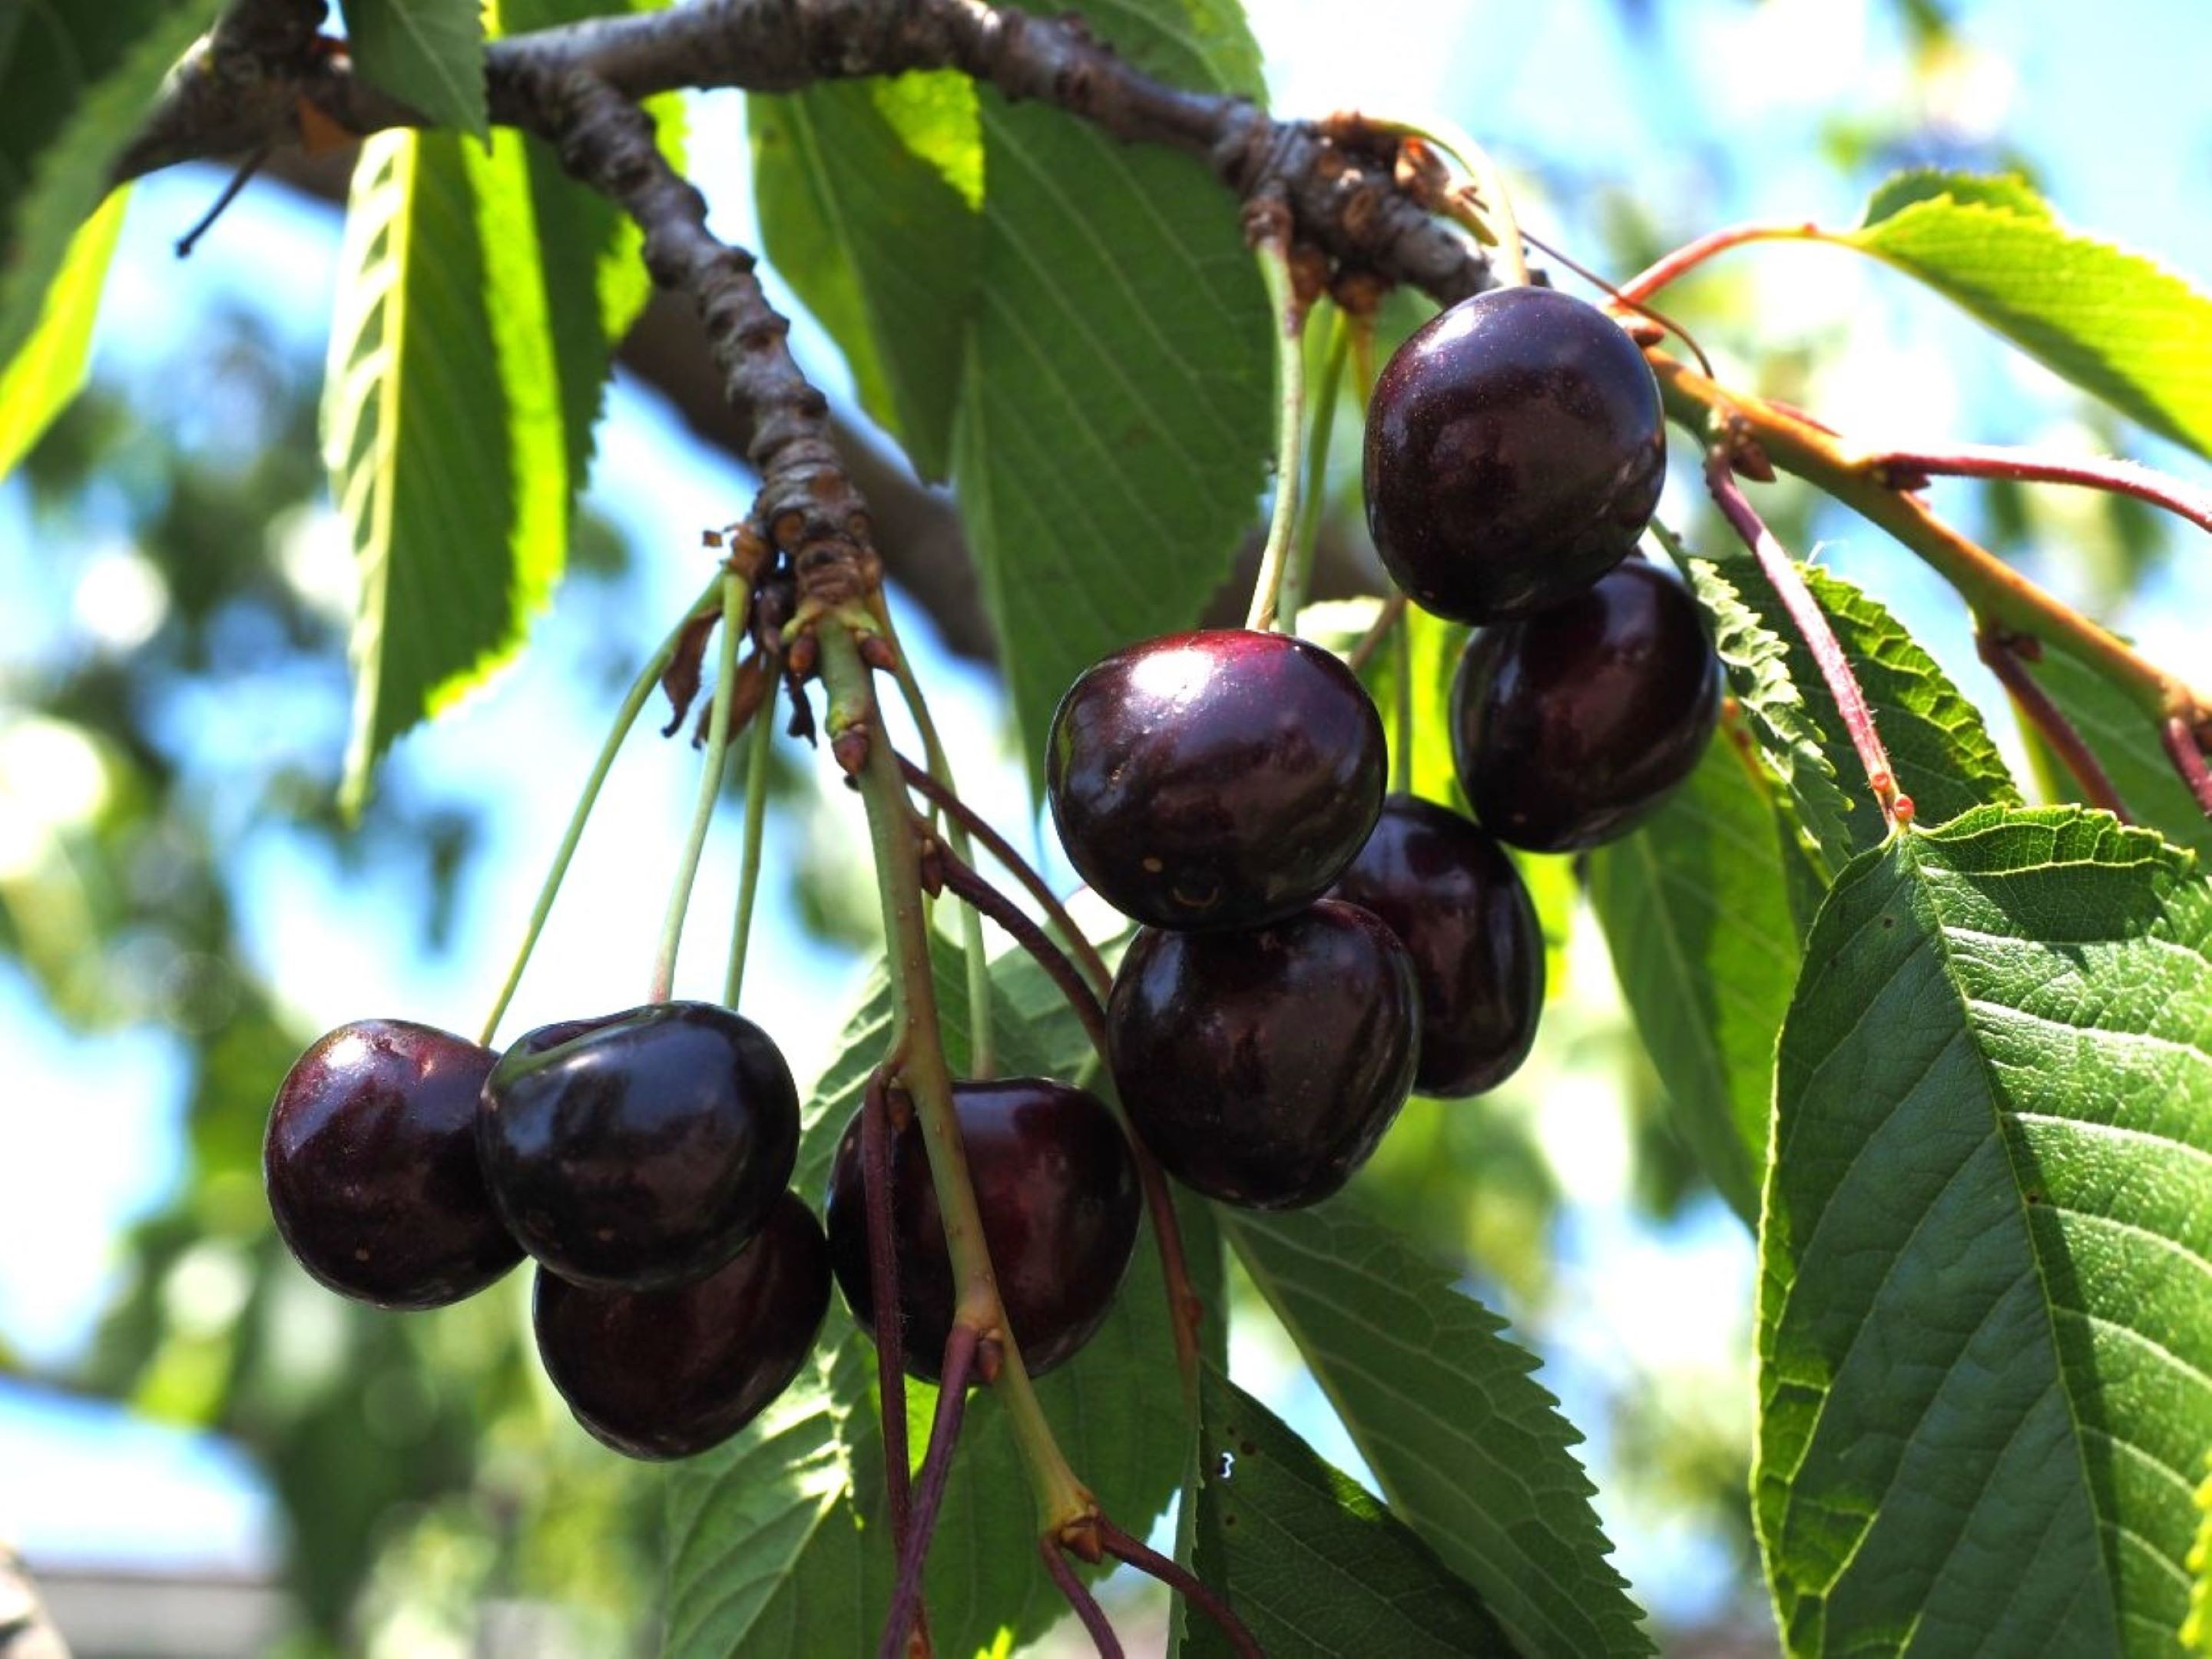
723,667,777,1009
819,621,1094,1532
1391,610,1415,798
649,571,750,1004
880,613,995,1078
1245,235,1309,633
478,573,722,1047
1279,306,1351,629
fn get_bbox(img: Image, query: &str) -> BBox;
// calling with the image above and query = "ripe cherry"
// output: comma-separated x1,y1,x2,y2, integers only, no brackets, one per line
1330,794,1545,1098
1108,900,1419,1209
532,1190,830,1460
823,1078,1141,1382
478,1001,800,1290
1047,629,1386,932
1364,286,1665,624
1451,558,1722,851
264,1020,521,1309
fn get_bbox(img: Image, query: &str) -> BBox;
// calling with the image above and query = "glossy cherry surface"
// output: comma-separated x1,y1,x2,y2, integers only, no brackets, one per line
1330,794,1545,1098
265,1019,520,1309
478,1001,800,1290
532,1190,830,1460
1451,558,1722,852
823,1078,1141,1381
1364,286,1665,624
1047,629,1386,931
1108,900,1419,1209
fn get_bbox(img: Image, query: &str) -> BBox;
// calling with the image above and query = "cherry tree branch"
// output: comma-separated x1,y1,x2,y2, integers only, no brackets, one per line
1860,443,2212,538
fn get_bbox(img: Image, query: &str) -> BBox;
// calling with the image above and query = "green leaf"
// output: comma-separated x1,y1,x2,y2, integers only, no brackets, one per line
342,0,488,137
1846,171,2212,460
955,0,1271,786
1757,805,2212,1656
1188,1366,1519,1657
0,4,218,371
0,189,125,482
2188,1459,2212,1652
1681,549,2019,873
666,936,1202,1658
2017,647,2212,864
1587,736,1799,1223
750,74,982,481
1224,1204,1650,1657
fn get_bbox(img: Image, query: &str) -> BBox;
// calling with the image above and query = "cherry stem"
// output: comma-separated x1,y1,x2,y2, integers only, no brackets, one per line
878,611,995,1078
1345,593,1409,675
926,842,1204,1390
649,571,751,1002
1616,220,1823,304
1039,1538,1125,1657
1700,455,1912,833
478,574,721,1046
2161,717,2212,817
863,1065,916,1566
1859,442,2212,538
1280,306,1351,629
879,1324,979,1659
1390,607,1415,797
724,664,779,1008
895,755,1112,999
1515,223,1715,381
1973,624,2131,821
1651,349,2212,739
1093,1517,1262,1659
818,623,1094,1532
1245,232,1309,634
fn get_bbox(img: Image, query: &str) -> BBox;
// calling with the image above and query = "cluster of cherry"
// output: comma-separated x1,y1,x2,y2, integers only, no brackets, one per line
261,282,1721,1460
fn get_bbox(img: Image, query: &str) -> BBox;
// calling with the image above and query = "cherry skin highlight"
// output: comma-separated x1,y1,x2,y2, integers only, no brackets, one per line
1450,558,1723,852
531,1190,830,1460
1365,286,1665,624
478,1001,800,1290
1330,793,1545,1098
1107,900,1419,1209
1046,628,1386,932
823,1078,1141,1382
265,1019,522,1309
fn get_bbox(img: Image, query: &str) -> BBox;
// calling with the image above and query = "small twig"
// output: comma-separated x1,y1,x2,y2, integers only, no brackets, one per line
1616,220,1824,304
1974,625,2131,820
879,1324,981,1659
863,1065,916,1566
174,146,268,257
1860,442,2212,537
895,755,1112,998
1039,1538,1125,1658
1703,451,1912,832
1345,593,1409,675
1092,1517,1262,1659
2162,717,2212,817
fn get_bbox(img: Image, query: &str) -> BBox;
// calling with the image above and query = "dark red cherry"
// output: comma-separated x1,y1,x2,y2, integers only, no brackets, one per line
1451,558,1722,852
823,1078,1141,1382
533,1190,830,1460
1046,629,1386,931
1108,900,1419,1208
478,1002,800,1290
1330,794,1545,1098
1365,286,1665,624
264,1020,521,1309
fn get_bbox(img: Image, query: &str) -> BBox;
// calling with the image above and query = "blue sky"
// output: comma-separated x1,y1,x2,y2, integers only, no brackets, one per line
4,0,2210,1640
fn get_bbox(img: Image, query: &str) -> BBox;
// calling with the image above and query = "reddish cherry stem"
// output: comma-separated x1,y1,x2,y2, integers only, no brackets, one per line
1039,1538,1126,1657
1703,450,1912,832
863,1068,917,1559
1093,1518,1262,1659
897,756,1113,997
878,1323,980,1659
925,843,1204,1389
2162,718,2212,816
1617,220,1822,303
1865,443,2212,537
1973,626,2131,820
1345,593,1409,674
